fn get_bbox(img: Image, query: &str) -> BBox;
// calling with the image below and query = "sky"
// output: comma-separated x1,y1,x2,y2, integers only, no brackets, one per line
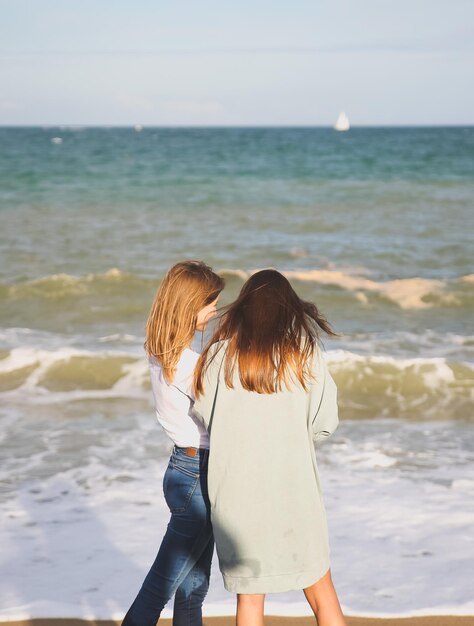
0,0,473,126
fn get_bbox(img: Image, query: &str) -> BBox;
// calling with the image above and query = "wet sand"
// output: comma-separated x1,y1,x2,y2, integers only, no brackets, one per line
1,616,473,626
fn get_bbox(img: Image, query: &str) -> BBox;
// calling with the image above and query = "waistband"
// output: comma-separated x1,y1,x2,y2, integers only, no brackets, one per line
172,445,209,459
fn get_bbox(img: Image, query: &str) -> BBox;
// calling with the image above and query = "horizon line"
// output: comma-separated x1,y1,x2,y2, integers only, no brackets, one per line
0,123,473,129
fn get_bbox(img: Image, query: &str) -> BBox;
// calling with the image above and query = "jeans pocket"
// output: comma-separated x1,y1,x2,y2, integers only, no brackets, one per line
163,463,199,514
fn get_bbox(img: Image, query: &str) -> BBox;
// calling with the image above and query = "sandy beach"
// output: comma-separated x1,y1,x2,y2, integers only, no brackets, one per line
2,617,473,626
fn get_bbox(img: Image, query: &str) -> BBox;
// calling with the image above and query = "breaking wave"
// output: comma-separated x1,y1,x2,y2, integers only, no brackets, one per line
1,346,472,420
1,268,473,312
220,269,473,310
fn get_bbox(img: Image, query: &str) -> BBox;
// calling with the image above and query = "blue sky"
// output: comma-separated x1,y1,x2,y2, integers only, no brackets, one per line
0,0,473,125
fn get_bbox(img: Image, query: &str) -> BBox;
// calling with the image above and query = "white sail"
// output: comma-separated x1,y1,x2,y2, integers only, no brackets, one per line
334,112,350,131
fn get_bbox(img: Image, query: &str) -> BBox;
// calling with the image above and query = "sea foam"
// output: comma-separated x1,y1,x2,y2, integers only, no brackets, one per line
0,418,472,619
1,346,472,420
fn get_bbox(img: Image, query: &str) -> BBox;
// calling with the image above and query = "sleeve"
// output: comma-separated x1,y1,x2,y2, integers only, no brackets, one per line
172,350,200,400
192,344,225,430
308,348,339,442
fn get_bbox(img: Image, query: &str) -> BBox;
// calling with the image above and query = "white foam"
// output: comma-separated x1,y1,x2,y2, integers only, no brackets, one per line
218,267,467,309
327,349,472,389
0,418,472,619
284,269,445,305
1,346,472,418
98,333,141,344
0,346,148,403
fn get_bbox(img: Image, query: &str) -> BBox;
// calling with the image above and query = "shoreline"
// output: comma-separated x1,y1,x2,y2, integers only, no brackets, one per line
1,617,473,626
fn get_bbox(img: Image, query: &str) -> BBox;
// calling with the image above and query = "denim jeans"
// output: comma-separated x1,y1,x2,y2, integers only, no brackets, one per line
122,446,213,626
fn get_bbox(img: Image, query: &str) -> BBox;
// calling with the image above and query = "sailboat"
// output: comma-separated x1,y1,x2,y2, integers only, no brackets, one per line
334,112,350,132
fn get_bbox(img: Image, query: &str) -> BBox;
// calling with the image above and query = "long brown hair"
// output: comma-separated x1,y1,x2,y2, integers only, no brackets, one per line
145,260,224,383
194,269,336,396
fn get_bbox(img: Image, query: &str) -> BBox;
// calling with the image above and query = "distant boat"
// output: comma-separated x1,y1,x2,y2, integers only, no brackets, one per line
334,112,350,132
134,124,143,132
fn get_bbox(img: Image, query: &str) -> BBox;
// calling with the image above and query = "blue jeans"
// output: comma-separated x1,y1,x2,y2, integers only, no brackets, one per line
122,446,213,626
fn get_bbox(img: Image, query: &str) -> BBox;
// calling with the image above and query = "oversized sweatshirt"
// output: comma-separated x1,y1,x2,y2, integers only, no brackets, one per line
193,341,339,594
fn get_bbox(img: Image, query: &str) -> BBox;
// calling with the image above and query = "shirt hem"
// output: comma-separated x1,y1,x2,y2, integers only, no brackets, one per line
222,561,330,594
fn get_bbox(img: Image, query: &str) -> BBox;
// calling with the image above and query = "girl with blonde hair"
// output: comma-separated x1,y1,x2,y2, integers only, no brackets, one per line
193,269,347,626
122,260,224,626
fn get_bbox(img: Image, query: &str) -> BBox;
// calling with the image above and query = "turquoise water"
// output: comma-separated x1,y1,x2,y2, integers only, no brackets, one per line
1,127,473,412
1,127,474,617
1,126,473,342
2,127,473,280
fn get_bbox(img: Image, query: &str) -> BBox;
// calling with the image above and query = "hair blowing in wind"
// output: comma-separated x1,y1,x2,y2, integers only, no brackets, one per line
194,269,337,396
145,261,224,383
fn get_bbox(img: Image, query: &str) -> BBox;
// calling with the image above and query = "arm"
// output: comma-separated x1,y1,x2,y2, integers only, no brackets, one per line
308,348,339,442
192,343,225,430
171,349,200,399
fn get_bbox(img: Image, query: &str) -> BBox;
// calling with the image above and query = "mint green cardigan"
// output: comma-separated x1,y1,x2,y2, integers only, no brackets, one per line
193,341,339,594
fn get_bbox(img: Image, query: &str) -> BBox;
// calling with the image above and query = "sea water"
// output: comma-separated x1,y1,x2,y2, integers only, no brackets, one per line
1,126,473,618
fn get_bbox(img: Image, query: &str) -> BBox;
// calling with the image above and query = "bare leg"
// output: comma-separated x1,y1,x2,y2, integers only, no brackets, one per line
304,569,347,626
236,593,265,626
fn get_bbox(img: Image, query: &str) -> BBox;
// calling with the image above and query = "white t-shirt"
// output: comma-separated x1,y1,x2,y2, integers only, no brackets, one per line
149,347,210,449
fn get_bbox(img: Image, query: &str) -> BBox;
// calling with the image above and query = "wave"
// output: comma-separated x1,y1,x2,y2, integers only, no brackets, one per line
221,269,474,310
1,268,473,312
326,350,474,420
1,347,472,420
0,268,150,298
0,269,155,330
0,347,149,399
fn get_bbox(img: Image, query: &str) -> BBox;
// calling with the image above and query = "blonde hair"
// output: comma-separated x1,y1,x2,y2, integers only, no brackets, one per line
145,261,224,383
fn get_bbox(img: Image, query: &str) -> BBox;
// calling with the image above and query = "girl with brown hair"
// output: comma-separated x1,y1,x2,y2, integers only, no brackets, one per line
122,260,224,626
193,269,347,626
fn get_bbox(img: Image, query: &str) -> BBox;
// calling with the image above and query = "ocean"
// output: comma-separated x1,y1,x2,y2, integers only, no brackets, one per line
1,126,473,618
